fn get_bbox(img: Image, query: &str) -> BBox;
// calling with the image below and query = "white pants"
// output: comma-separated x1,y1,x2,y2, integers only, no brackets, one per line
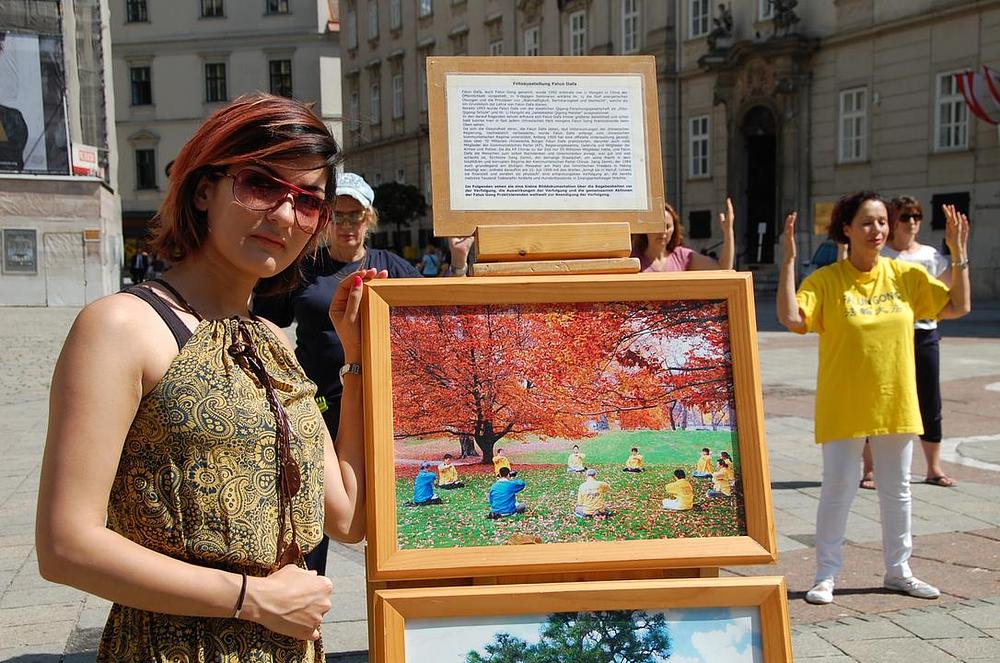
815,434,914,583
661,498,688,511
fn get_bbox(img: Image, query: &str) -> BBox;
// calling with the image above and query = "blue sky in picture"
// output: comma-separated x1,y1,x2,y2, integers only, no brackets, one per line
405,608,761,662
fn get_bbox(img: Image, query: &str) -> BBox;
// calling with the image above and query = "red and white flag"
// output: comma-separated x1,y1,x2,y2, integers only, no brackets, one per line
957,65,1000,125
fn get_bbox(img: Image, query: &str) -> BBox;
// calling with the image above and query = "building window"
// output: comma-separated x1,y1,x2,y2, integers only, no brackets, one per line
346,9,358,49
392,72,404,119
489,39,503,55
838,87,867,163
419,0,432,18
758,0,775,20
126,0,148,22
419,51,430,111
688,210,712,239
368,0,379,39
269,59,293,97
135,149,156,189
524,26,540,56
423,162,432,198
129,66,152,105
622,0,639,53
690,0,709,38
451,31,467,55
201,0,224,18
349,89,359,124
395,168,406,183
570,11,586,56
265,0,289,14
205,62,227,102
689,115,710,178
390,0,401,29
935,71,968,151
370,78,381,124
372,172,382,186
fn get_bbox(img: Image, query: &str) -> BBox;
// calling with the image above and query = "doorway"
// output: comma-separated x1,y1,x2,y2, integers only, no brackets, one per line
742,106,778,264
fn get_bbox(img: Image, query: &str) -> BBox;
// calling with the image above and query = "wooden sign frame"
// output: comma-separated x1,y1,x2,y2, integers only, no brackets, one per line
361,272,776,582
426,56,667,238
373,576,793,663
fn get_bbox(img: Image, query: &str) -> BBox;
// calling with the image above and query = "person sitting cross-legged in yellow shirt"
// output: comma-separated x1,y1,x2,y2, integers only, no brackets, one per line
566,444,587,473
492,447,516,477
692,447,714,478
575,468,612,518
622,447,645,473
706,459,734,497
437,453,465,489
661,468,694,511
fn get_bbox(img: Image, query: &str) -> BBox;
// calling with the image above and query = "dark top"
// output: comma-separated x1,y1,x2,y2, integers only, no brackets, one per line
252,247,420,435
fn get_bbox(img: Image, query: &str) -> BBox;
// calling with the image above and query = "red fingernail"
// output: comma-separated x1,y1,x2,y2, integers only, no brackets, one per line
353,275,363,288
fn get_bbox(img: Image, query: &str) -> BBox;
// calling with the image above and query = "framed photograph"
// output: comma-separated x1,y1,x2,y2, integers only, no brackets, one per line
426,56,667,237
363,272,776,581
373,576,792,663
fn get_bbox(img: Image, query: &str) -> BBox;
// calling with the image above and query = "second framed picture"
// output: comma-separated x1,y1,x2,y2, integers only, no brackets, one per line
362,272,776,581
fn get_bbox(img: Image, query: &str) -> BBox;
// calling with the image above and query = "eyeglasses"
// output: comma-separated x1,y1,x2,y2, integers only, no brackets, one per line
222,168,330,234
899,213,923,222
333,209,367,227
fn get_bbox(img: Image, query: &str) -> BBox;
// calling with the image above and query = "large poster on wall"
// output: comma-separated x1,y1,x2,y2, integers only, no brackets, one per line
0,31,69,174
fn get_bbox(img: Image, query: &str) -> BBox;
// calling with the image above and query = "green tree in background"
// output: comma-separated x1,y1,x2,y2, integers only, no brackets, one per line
466,610,672,663
373,181,427,252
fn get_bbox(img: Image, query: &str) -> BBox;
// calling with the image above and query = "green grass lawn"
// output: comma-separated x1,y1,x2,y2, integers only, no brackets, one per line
518,429,738,466
395,461,746,549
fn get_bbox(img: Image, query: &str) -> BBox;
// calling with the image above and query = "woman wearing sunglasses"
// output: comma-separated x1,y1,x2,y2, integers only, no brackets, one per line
252,173,472,575
859,196,959,489
36,94,378,658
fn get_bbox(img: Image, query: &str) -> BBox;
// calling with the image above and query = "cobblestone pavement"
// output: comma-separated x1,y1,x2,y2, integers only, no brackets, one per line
0,301,998,662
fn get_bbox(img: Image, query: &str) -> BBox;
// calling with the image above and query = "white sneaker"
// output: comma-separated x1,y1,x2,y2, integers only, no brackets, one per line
884,576,940,599
805,579,835,605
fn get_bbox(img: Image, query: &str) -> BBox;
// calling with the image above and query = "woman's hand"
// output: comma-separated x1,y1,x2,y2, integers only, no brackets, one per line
328,268,387,360
777,211,806,333
781,211,798,265
448,236,474,273
718,196,736,270
943,204,969,261
244,565,333,641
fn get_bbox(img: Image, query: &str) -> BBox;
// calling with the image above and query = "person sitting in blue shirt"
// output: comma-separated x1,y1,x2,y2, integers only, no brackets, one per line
487,467,526,518
408,462,442,506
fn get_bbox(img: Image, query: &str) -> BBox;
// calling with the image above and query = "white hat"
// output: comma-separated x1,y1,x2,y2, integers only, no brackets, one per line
336,172,374,208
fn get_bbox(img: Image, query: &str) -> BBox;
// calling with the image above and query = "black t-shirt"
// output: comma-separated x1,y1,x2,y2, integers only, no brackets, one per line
252,247,420,435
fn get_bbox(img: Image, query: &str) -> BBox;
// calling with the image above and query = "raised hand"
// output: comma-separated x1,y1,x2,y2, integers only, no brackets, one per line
718,197,735,236
943,204,969,260
782,211,798,264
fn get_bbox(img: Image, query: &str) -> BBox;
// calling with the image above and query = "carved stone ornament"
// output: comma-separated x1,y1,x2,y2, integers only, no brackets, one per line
737,58,777,104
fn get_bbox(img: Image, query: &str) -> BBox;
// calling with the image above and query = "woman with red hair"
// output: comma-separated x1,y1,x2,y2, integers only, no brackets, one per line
631,199,736,271
35,94,378,659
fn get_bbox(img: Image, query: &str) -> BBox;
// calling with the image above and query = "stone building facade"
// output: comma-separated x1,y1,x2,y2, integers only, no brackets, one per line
111,0,343,262
0,0,122,306
341,0,998,295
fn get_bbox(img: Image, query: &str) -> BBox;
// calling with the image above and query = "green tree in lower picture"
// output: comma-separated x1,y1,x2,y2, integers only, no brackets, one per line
466,610,672,663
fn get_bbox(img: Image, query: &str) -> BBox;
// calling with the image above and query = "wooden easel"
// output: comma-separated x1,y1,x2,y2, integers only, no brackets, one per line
362,56,782,662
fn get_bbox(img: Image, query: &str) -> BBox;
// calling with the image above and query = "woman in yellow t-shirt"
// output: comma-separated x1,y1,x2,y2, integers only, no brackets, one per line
778,191,970,606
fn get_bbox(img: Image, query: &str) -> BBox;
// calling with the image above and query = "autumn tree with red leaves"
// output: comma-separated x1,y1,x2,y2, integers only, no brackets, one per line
390,300,732,464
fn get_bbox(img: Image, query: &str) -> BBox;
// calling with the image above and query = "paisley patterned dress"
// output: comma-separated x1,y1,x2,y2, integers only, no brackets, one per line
98,314,326,662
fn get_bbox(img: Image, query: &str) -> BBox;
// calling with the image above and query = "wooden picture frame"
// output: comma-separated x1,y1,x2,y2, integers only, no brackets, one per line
373,576,792,663
362,272,776,582
426,56,667,237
